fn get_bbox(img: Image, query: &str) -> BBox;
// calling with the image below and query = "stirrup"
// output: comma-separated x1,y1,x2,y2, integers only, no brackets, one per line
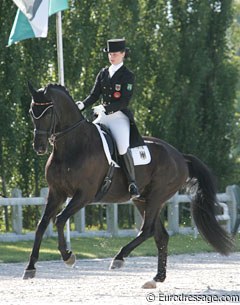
129,183,140,199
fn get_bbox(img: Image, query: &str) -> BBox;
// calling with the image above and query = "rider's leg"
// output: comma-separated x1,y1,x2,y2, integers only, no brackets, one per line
106,112,140,199
120,148,140,199
93,111,140,198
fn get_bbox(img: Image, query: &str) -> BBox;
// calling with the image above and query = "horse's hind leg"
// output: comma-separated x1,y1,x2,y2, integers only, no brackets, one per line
110,197,158,269
141,215,169,289
110,219,155,269
153,216,169,282
154,215,169,282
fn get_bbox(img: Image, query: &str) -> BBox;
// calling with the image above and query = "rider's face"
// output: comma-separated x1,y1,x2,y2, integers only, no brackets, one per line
108,51,125,65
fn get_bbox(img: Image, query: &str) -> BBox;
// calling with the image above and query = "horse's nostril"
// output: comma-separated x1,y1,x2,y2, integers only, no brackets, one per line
35,145,47,155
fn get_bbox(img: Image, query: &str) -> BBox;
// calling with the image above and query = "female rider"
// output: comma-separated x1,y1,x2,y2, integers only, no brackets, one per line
77,38,143,199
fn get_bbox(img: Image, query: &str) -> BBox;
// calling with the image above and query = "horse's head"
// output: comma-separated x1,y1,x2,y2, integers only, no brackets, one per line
28,82,83,155
28,82,55,155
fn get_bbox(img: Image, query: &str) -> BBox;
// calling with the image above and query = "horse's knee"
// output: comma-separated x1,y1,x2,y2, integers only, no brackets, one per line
55,214,65,228
139,222,155,237
37,215,50,231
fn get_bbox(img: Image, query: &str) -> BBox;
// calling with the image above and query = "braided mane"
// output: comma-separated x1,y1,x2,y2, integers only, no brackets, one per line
45,84,75,103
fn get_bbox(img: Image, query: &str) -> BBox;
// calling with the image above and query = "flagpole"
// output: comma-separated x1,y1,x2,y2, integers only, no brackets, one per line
56,10,70,249
56,11,64,86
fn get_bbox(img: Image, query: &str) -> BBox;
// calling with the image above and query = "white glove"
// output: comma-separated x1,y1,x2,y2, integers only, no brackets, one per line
76,101,85,110
93,104,106,115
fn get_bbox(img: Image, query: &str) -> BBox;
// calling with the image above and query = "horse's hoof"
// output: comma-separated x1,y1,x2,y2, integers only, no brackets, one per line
142,279,157,289
109,259,124,269
22,269,36,280
64,253,76,268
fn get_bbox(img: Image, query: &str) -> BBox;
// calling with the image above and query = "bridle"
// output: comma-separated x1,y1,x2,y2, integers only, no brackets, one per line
30,101,85,145
30,101,56,141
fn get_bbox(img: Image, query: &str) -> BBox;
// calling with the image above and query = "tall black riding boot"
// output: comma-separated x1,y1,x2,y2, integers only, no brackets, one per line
121,148,140,199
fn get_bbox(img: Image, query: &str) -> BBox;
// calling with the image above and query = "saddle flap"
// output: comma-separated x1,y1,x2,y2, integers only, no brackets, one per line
94,123,151,167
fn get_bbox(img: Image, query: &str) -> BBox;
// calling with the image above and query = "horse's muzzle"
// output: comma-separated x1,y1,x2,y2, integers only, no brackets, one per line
36,149,48,155
33,143,48,155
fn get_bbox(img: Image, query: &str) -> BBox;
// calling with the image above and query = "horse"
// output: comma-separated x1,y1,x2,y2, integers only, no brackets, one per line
23,83,234,288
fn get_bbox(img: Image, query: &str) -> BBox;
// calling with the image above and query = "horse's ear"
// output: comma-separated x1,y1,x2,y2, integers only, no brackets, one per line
28,81,36,97
44,84,52,101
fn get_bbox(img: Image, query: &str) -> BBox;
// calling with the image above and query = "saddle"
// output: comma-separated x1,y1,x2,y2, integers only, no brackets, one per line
94,123,151,167
97,123,119,165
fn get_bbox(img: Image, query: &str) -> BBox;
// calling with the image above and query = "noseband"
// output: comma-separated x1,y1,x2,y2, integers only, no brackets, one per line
30,101,85,145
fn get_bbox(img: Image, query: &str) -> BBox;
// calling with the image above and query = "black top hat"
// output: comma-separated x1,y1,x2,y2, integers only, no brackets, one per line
103,38,129,53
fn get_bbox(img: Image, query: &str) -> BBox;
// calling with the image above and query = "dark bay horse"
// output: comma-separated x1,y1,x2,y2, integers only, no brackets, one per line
24,83,234,287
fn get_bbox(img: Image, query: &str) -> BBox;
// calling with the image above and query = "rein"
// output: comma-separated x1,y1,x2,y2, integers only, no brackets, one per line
49,118,85,145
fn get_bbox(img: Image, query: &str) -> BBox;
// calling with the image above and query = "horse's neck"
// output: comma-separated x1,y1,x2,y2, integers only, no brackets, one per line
56,102,83,130
53,121,99,160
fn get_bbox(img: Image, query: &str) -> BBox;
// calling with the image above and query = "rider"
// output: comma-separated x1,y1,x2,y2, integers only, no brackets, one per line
77,38,144,199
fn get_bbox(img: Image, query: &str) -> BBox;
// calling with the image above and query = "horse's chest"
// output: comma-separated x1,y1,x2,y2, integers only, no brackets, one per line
46,161,76,183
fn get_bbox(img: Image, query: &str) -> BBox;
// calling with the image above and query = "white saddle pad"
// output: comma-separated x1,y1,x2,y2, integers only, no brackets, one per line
94,123,151,167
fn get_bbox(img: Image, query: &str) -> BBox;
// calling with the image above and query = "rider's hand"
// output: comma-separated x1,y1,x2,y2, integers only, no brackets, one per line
76,101,85,111
93,105,106,115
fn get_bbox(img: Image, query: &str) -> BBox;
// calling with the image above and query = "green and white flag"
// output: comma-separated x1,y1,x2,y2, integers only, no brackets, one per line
8,0,68,46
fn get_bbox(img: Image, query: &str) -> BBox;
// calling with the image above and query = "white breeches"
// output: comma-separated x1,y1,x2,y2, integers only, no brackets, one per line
94,111,130,155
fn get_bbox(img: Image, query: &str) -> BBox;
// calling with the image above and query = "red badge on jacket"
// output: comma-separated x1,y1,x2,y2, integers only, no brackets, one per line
113,91,121,99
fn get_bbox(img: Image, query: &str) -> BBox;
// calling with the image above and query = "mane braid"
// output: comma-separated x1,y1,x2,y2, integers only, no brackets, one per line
47,84,75,103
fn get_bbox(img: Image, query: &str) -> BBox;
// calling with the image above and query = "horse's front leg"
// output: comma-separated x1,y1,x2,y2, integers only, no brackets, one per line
23,190,65,279
55,190,85,267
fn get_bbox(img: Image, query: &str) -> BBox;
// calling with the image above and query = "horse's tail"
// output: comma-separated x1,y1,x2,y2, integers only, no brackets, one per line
184,154,234,255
